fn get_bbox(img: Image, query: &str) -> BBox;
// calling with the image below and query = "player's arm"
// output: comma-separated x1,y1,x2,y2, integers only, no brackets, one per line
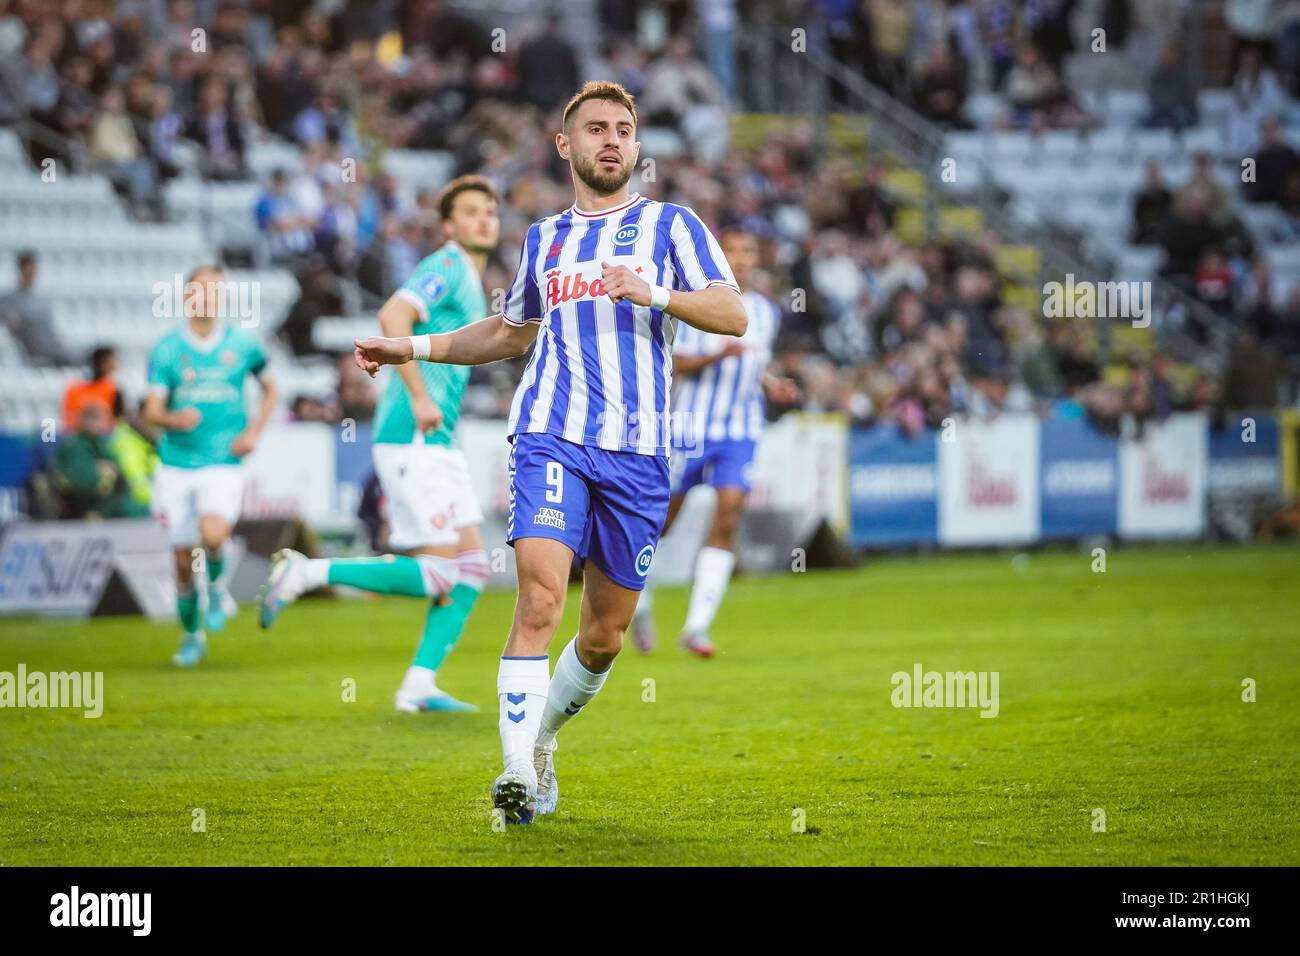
141,389,200,433
761,369,801,404
377,294,443,432
673,342,745,377
354,313,538,377
231,370,279,458
601,260,746,336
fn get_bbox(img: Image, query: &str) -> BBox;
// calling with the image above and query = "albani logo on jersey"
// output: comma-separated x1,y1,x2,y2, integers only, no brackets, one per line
544,269,610,311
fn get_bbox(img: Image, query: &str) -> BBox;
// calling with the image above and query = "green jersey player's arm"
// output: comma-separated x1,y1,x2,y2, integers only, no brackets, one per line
354,313,537,376
232,367,280,458
141,344,201,433
376,294,444,430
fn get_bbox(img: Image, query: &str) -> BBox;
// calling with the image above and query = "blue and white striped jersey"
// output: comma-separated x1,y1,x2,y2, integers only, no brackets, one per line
503,193,738,457
673,290,781,445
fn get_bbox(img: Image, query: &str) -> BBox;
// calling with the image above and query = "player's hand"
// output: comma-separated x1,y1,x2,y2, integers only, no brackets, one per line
354,336,414,377
412,396,444,434
716,341,746,362
764,375,802,405
600,260,652,307
230,430,258,458
171,407,201,432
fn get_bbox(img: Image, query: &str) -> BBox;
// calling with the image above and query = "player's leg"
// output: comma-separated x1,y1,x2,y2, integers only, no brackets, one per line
194,464,245,633
530,445,669,815
197,514,234,632
679,486,745,657
631,445,704,652
155,465,206,666
532,560,641,814
171,546,206,666
494,535,573,822
492,434,591,823
259,445,461,627
400,447,492,709
396,523,489,713
680,439,755,657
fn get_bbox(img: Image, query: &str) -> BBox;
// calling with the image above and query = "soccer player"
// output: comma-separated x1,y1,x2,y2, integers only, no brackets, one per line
352,82,747,823
143,264,279,667
257,176,499,714
632,228,798,658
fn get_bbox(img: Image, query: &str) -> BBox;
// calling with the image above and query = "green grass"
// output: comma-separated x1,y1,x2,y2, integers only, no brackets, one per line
1,544,1297,866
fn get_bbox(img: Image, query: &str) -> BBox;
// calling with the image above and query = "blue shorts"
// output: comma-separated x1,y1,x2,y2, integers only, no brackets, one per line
670,437,758,496
507,433,670,591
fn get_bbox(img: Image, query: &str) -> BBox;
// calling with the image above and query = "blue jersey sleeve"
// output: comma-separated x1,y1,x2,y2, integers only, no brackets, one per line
666,205,739,293
503,223,543,326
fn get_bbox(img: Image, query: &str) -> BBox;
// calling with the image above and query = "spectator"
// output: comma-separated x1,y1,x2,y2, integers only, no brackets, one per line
866,0,913,96
1227,47,1287,155
186,75,245,179
1132,161,1173,245
694,0,738,102
1244,115,1300,206
255,168,315,263
1160,191,1226,279
1146,43,1197,130
1003,43,1060,127
0,251,68,366
279,257,344,357
640,35,729,159
914,44,968,128
1179,152,1232,228
147,84,184,182
88,85,157,214
53,400,149,519
1193,248,1235,317
516,14,582,111
62,346,123,432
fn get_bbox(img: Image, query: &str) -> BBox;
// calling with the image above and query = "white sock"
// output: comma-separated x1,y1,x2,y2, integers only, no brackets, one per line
399,665,437,695
497,656,550,781
538,637,611,746
683,546,735,635
299,558,330,591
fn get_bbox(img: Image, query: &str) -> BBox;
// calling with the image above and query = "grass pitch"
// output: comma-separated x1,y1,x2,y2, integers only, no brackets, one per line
1,544,1297,866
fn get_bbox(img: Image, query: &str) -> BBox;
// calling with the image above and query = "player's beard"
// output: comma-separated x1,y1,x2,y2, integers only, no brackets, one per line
572,150,634,196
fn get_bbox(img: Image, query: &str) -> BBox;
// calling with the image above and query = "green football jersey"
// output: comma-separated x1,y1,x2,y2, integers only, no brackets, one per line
147,322,268,468
372,242,486,446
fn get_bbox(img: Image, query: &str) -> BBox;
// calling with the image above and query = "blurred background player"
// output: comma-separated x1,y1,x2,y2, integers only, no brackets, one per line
633,228,798,658
258,176,498,714
142,265,279,667
354,82,747,823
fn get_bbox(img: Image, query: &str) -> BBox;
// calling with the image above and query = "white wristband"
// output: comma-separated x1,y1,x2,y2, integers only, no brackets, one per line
409,334,432,361
649,284,671,312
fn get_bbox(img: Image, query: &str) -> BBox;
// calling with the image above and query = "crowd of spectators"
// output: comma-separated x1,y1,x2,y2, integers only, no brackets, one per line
3,0,1296,447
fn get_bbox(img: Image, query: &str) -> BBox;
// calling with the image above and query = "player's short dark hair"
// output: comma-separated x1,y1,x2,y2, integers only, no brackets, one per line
719,225,757,245
562,81,637,130
437,175,498,221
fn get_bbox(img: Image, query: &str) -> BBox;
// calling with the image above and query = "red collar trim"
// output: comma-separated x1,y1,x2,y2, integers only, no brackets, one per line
571,193,642,218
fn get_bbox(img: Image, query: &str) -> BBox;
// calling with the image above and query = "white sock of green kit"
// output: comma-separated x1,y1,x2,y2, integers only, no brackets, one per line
683,546,735,635
538,637,611,746
497,656,550,781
